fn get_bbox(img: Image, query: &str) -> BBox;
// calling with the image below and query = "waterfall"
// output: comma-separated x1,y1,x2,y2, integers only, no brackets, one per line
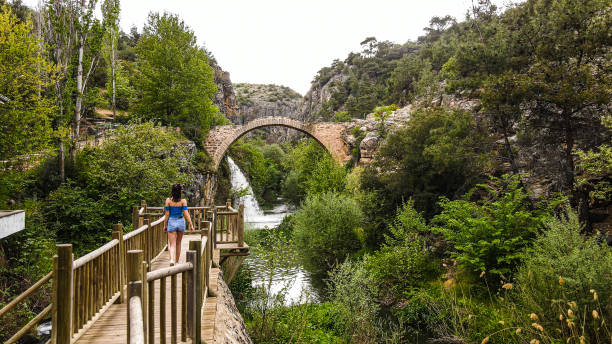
227,157,264,221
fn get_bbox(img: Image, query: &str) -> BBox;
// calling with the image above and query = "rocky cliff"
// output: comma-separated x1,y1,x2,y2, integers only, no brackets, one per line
211,62,238,121
234,83,301,123
232,83,303,142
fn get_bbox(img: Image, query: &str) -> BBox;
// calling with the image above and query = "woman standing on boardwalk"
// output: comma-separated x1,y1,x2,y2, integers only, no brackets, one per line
163,184,195,265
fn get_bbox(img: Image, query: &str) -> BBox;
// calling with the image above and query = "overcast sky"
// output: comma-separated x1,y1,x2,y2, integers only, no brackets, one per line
26,0,521,95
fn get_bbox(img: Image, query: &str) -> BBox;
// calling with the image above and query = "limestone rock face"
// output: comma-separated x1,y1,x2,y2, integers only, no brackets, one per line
334,105,413,165
213,271,253,344
180,141,217,206
233,83,303,142
212,63,238,120
298,73,348,122
234,83,301,123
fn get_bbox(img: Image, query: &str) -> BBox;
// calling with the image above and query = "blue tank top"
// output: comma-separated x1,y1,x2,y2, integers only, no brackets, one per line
165,205,187,218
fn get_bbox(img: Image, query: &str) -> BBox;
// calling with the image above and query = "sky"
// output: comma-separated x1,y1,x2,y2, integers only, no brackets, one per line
24,0,522,95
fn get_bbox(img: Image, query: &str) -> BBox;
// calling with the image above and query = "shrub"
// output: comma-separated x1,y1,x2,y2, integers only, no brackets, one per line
293,192,363,275
365,201,439,296
514,207,612,342
329,259,380,343
333,111,351,122
432,174,556,281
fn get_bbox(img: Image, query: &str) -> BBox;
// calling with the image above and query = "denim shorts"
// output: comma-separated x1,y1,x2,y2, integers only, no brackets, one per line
168,217,185,232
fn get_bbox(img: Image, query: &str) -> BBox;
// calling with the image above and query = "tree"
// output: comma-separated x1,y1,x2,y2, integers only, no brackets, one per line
43,0,77,180
361,107,494,222
516,0,611,199
72,0,106,159
0,6,55,163
293,192,363,276
101,0,120,116
133,12,218,144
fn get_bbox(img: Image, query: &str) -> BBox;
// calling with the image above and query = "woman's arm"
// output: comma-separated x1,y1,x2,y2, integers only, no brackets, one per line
183,200,194,231
163,199,169,232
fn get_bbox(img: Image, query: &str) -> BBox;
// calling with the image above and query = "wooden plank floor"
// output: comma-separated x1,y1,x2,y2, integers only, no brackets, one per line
74,234,220,344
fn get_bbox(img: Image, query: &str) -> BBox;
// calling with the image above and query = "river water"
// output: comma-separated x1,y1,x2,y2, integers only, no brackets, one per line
227,157,317,304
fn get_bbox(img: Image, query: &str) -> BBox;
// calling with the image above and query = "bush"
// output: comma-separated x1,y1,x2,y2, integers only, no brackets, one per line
366,201,439,296
514,207,612,342
432,174,556,281
293,192,363,275
332,111,351,122
328,259,380,343
246,302,346,344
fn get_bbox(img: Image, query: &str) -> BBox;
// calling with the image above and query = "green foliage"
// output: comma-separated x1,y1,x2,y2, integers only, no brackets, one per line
576,115,612,204
246,302,346,344
332,111,351,122
43,181,108,253
281,139,341,204
365,201,438,295
360,106,494,240
133,12,218,144
304,156,347,196
229,139,285,206
328,259,380,343
515,207,612,342
432,174,556,279
0,7,55,162
372,104,399,136
386,55,425,105
293,192,363,276
50,123,191,255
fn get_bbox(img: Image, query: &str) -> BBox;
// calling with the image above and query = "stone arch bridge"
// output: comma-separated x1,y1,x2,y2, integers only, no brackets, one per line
204,116,351,169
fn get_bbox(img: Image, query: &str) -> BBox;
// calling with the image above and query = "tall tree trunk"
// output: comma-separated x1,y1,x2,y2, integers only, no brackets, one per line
111,33,116,117
59,139,65,181
72,33,84,160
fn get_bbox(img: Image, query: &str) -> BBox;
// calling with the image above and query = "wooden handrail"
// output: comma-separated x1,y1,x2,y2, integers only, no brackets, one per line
4,304,52,344
72,239,118,269
0,271,52,318
124,215,163,240
146,263,192,282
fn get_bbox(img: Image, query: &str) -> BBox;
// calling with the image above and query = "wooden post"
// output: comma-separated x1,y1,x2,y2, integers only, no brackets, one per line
186,250,197,340
56,244,73,344
211,208,218,268
144,216,151,269
112,225,125,303
188,241,202,344
141,260,148,343
238,204,245,247
51,256,58,343
132,206,139,230
128,281,144,344
171,274,177,344
127,250,143,340
181,271,187,343
212,208,217,250
226,199,231,209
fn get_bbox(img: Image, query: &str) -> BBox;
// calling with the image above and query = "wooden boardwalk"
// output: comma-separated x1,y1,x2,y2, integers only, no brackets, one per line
75,234,222,344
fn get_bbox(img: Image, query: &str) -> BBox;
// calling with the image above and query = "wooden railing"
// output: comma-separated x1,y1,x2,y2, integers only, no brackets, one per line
1,199,245,344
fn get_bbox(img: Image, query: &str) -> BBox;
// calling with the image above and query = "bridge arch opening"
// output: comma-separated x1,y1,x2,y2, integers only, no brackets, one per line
204,116,341,170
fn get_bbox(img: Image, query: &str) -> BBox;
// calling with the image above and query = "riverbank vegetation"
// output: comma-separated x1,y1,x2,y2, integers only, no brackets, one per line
228,0,611,343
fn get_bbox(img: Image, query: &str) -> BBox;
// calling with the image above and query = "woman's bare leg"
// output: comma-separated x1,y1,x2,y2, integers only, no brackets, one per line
176,231,184,262
168,232,177,263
